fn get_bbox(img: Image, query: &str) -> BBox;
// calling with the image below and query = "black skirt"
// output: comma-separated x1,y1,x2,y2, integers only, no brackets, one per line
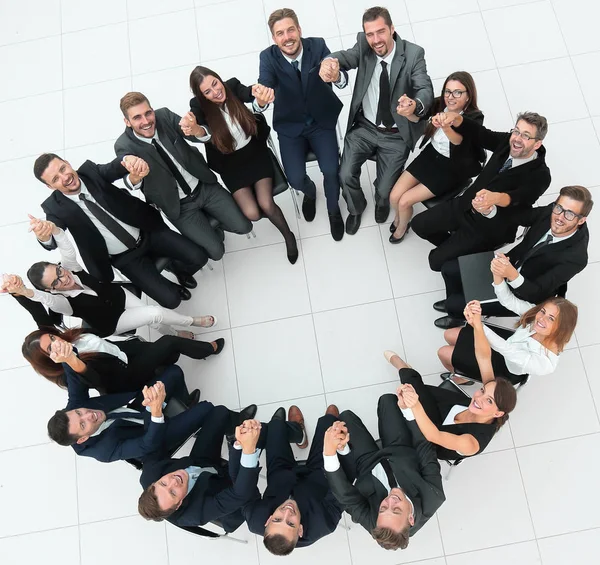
452,324,528,385
407,142,463,197
213,136,274,193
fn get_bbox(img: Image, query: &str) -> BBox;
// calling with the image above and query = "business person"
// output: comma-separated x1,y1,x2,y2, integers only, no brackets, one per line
137,409,260,532
3,217,216,338
259,8,346,240
436,185,593,328
232,405,343,555
321,6,433,234
184,67,298,264
115,92,252,261
388,71,485,243
411,111,551,278
323,400,445,550
33,153,207,309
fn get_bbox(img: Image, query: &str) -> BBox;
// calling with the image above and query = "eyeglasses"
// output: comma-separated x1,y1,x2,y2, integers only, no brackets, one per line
443,89,467,98
50,263,65,290
510,128,538,141
552,203,584,221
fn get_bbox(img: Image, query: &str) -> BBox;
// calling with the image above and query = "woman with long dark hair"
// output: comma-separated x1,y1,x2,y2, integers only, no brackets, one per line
22,326,224,397
388,71,485,243
182,66,298,264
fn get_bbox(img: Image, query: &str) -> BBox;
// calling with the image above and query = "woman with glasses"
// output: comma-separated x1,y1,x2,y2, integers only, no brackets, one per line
438,262,579,385
388,71,485,244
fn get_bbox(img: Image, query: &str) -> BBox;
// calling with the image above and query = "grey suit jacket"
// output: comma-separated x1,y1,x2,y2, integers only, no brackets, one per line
114,107,218,220
331,32,433,147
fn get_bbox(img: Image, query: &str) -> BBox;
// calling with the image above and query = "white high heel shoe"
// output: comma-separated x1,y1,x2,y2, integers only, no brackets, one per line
383,350,399,364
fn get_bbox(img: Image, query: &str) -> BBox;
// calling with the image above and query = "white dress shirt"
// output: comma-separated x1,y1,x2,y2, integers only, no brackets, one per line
74,333,128,364
362,43,397,126
64,180,140,256
430,108,464,158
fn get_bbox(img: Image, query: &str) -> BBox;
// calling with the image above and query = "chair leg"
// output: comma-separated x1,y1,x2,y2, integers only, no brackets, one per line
290,186,301,219
444,461,456,481
205,262,214,271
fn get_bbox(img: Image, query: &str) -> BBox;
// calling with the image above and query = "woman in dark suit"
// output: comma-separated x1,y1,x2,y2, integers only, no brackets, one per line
183,66,298,264
22,326,224,397
388,71,485,243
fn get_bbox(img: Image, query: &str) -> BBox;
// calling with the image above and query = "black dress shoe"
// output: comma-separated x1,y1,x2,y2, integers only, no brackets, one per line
212,338,225,355
375,203,390,223
239,404,258,422
329,211,344,241
345,214,362,235
271,407,286,421
227,403,258,436
285,235,299,265
433,299,448,313
175,272,197,289
389,223,411,244
434,315,464,329
302,195,316,222
178,286,192,301
186,389,201,407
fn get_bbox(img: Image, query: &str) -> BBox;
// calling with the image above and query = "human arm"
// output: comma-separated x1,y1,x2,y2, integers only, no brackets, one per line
30,218,83,271
319,39,348,89
450,114,509,152
493,279,535,315
407,46,434,118
324,466,375,531
464,301,495,384
2,274,73,316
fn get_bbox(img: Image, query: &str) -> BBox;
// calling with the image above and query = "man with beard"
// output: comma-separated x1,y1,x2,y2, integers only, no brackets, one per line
320,6,433,234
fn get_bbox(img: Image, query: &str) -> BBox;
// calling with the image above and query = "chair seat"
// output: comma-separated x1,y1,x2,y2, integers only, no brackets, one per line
423,179,471,210
306,150,318,163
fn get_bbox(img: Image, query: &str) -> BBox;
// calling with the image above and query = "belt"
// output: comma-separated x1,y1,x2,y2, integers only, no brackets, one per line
357,113,399,133
110,232,144,258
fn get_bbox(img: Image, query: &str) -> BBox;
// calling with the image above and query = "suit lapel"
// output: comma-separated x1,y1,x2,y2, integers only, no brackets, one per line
388,36,406,96
125,126,170,175
357,52,377,108
300,39,311,91
275,46,300,84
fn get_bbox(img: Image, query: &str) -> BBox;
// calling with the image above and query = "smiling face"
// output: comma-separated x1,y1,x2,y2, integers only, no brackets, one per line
153,470,189,512
198,75,227,105
551,195,587,236
443,79,469,113
363,17,395,57
376,488,414,531
509,119,543,159
40,263,76,291
264,498,304,542
533,302,559,338
124,101,156,138
66,407,106,443
40,158,81,194
39,333,65,356
469,381,504,420
271,17,302,58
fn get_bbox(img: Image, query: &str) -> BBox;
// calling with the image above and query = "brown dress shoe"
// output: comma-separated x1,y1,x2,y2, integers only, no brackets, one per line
326,404,340,418
288,405,309,449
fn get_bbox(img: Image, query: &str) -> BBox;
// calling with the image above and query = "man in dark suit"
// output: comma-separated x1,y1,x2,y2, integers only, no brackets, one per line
231,404,343,555
33,154,206,309
436,185,593,328
259,8,347,240
324,393,445,551
137,409,261,533
412,111,552,295
321,6,433,234
115,92,252,261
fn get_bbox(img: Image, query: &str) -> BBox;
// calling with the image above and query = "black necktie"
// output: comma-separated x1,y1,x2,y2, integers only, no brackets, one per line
78,193,137,249
107,410,144,424
515,233,553,268
499,157,513,173
380,458,398,489
151,139,192,196
376,61,395,129
291,60,301,80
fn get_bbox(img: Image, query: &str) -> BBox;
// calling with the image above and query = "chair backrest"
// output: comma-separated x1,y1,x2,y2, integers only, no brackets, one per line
267,146,290,196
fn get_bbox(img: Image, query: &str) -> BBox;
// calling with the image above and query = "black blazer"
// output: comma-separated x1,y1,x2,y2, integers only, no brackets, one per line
114,107,218,220
40,159,164,282
507,204,589,303
189,78,270,173
229,448,342,547
258,37,345,136
325,420,445,537
140,447,261,532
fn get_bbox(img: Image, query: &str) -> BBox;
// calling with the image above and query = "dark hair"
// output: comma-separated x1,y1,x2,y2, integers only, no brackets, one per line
362,6,393,28
423,71,480,143
22,326,97,387
138,485,177,521
371,525,410,550
515,111,548,141
33,153,63,183
189,66,257,154
47,409,77,446
559,185,594,217
120,91,151,118
492,377,517,430
263,533,297,556
267,8,300,33
27,261,54,291
517,297,578,353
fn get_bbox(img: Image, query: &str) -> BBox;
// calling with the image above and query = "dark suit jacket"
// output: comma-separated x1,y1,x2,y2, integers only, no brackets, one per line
40,159,164,282
229,448,342,547
325,420,445,537
331,32,434,146
114,108,218,221
258,37,345,137
140,448,261,532
189,78,271,173
507,204,589,303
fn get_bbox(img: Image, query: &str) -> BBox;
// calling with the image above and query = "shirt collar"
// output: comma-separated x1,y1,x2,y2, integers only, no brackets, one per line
547,227,577,243
283,46,303,65
377,42,396,65
133,128,156,145
511,150,537,167
64,179,87,200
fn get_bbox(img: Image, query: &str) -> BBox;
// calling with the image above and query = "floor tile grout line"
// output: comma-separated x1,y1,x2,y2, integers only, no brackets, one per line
574,346,600,427
123,0,134,93
192,0,202,66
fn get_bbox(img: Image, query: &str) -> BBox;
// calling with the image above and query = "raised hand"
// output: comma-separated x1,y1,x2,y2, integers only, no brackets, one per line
400,384,419,409
490,253,518,282
472,189,499,215
251,83,275,106
142,381,166,417
464,300,483,327
396,385,408,410
49,339,75,364
28,214,56,242
121,156,149,183
324,421,348,456
237,421,260,454
179,112,203,137
1,274,27,295
319,58,340,83
396,94,415,117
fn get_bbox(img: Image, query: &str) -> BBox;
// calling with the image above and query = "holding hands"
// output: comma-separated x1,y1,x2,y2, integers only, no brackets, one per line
319,58,340,83
28,214,57,242
464,300,483,328
121,155,149,185
472,189,499,215
324,421,349,456
396,94,416,117
142,381,167,418
49,338,75,364
431,111,461,129
396,384,419,410
179,112,204,137
235,419,261,454
1,274,28,296
490,252,518,283
251,83,275,107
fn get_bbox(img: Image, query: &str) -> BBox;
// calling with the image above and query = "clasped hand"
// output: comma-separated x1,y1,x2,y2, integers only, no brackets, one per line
251,83,275,107
141,381,166,416
471,189,498,215
323,421,349,456
490,252,518,281
1,274,26,295
319,58,340,83
463,300,482,327
121,155,149,182
396,94,415,117
235,419,261,454
396,384,419,410
49,339,75,364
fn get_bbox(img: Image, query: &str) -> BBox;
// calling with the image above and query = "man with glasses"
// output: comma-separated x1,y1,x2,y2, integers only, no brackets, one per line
411,111,551,328
436,185,593,327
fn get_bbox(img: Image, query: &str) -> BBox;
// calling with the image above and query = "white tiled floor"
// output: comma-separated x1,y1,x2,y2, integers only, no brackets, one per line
0,1,599,564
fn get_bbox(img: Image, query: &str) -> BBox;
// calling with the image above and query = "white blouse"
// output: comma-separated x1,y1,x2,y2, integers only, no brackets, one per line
74,334,128,364
482,281,559,377
221,106,251,152
430,108,463,158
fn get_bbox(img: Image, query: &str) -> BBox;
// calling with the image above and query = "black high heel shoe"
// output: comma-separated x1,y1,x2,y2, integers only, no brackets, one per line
389,222,411,244
285,234,299,265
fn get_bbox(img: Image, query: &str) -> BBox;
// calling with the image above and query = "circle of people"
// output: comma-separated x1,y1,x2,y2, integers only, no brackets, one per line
2,5,592,557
